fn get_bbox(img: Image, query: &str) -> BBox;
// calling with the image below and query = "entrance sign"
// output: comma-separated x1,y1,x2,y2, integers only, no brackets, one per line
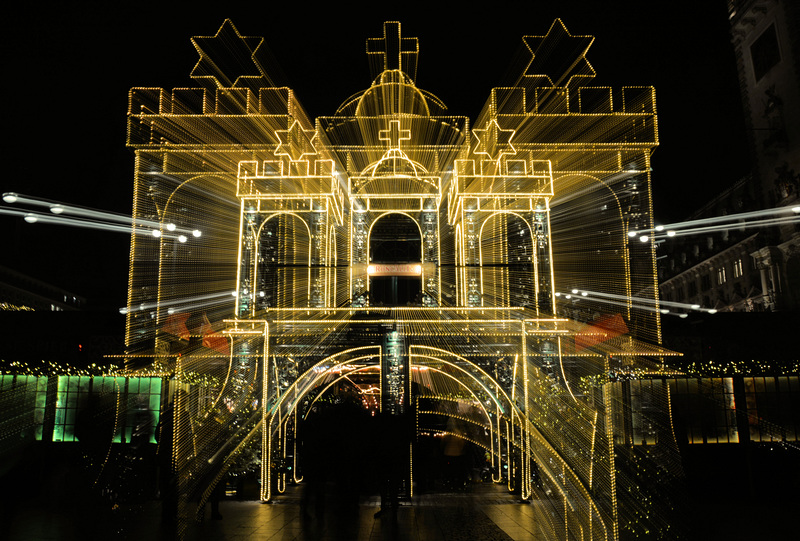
368,263,422,276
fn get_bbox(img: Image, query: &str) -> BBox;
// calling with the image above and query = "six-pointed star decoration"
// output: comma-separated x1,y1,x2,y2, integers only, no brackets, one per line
522,19,596,88
191,19,268,88
275,121,318,162
472,119,516,160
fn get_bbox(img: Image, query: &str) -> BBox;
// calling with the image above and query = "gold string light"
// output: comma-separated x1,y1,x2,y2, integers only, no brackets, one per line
116,18,687,539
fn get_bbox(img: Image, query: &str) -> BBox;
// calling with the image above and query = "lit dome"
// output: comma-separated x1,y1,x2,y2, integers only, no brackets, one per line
362,148,428,178
335,70,447,117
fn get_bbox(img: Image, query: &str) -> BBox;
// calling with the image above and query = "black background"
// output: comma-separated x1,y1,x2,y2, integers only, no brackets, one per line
2,1,748,308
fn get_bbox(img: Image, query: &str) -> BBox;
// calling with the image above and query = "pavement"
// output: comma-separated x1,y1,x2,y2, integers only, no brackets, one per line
6,482,549,540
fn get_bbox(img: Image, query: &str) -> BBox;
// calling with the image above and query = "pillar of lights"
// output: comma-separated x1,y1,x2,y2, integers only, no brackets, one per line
124,19,685,539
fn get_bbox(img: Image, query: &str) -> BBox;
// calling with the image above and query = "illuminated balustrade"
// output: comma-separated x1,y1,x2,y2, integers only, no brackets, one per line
236,160,344,225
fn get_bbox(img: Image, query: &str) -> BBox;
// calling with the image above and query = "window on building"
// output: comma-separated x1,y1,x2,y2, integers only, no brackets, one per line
54,375,91,442
733,258,744,278
701,274,712,292
125,378,162,444
670,377,739,444
630,379,663,445
751,24,781,82
706,378,739,444
0,375,48,441
53,376,161,444
744,376,799,442
717,267,727,285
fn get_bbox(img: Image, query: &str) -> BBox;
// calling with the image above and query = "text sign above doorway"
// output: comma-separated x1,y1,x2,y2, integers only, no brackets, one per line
367,263,422,276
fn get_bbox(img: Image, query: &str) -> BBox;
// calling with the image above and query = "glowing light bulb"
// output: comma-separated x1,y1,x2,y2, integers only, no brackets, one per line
23,213,38,223
690,304,700,309
571,289,578,294
151,229,161,237
655,225,664,232
639,235,649,242
192,230,202,237
50,204,64,214
708,309,717,314
2,192,18,203
628,231,637,238
166,223,176,231
666,230,676,237
178,235,188,243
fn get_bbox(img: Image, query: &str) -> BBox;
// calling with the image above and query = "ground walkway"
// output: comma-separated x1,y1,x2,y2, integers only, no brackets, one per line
8,482,549,540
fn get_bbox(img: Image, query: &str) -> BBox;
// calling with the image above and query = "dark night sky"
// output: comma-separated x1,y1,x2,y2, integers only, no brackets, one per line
2,1,749,308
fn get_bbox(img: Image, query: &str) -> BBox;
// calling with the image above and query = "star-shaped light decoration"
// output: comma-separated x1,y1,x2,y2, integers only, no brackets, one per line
274,121,318,162
472,119,516,161
190,19,271,88
522,19,596,89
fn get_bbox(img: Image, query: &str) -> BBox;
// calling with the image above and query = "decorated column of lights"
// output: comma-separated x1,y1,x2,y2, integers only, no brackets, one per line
123,19,687,539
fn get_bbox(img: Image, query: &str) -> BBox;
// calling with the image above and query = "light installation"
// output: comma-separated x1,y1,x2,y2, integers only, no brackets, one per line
124,20,685,539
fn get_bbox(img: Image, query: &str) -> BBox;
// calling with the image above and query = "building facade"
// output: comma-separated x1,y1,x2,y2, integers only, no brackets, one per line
660,0,800,313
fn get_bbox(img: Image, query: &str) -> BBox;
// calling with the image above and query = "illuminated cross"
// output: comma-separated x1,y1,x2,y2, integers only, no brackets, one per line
367,21,418,76
379,120,411,149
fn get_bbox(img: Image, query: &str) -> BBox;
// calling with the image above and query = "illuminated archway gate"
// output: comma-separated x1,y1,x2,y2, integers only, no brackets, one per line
125,19,686,541
262,344,382,500
257,314,622,541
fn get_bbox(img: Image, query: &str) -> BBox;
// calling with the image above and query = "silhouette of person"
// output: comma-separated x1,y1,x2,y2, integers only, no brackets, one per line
155,391,187,528
374,412,409,517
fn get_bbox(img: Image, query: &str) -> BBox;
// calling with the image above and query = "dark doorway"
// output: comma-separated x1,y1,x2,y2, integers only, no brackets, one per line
370,276,421,306
369,214,422,306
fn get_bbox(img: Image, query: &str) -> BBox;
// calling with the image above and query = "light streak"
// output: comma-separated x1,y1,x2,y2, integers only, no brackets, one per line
557,291,667,314
2,193,203,237
119,291,235,314
2,207,149,235
567,288,715,313
634,206,800,239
